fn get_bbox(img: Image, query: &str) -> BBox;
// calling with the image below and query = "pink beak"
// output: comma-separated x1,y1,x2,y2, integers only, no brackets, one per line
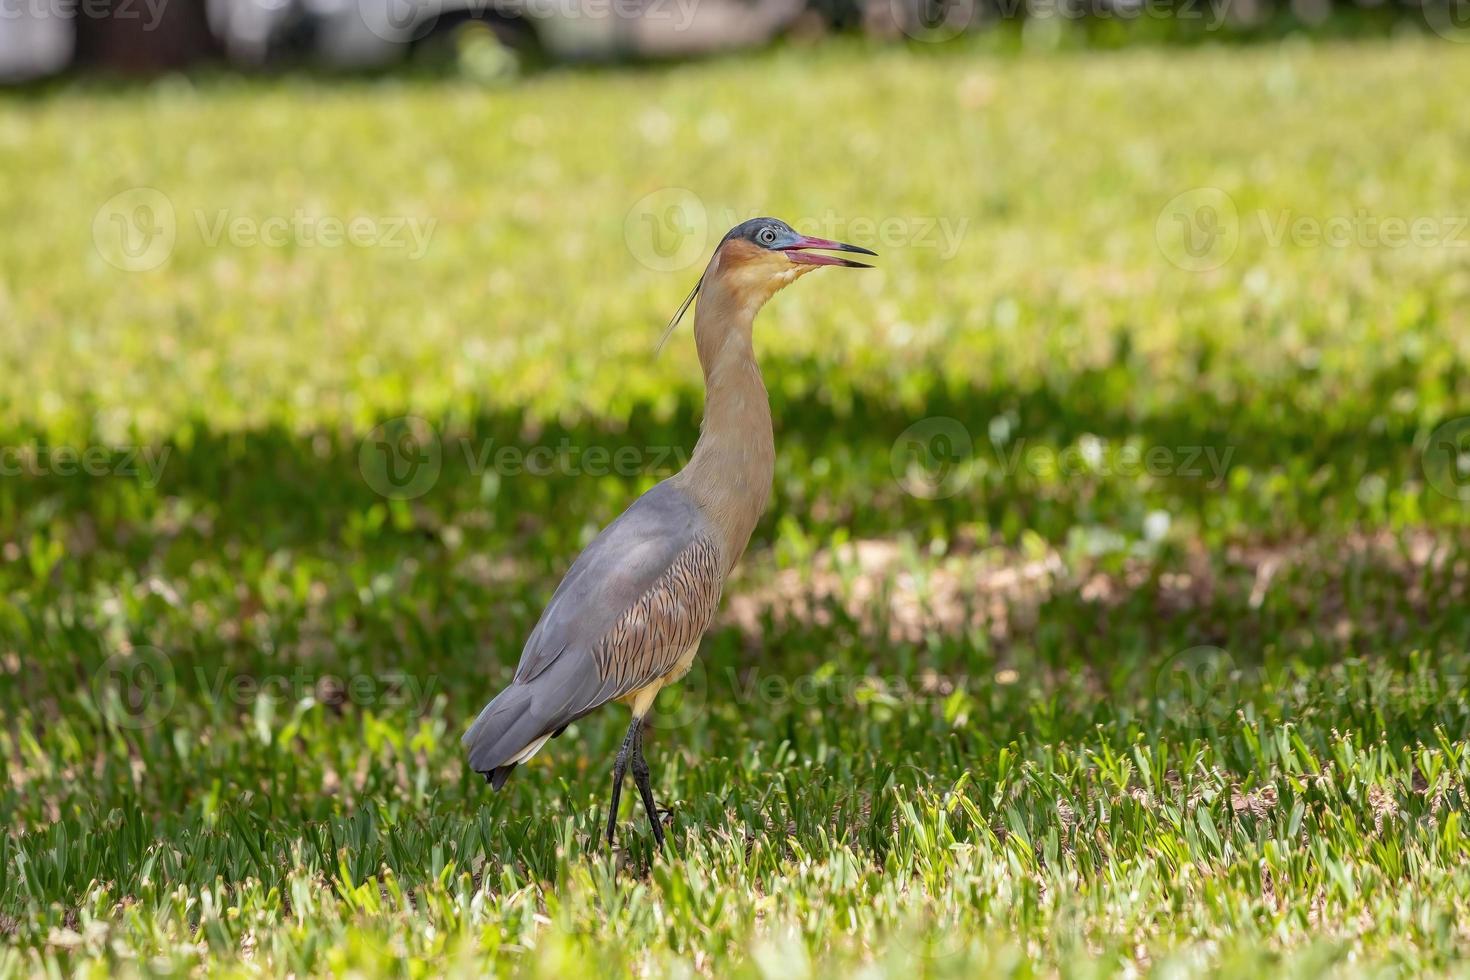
779,235,877,268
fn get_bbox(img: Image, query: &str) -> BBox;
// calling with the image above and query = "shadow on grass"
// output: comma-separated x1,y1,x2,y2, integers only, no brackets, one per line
0,353,1457,573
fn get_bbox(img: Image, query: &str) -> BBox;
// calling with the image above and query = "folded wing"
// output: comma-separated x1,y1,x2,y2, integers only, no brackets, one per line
462,481,723,786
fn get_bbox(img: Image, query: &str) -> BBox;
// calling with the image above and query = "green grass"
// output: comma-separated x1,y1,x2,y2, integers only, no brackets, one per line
2,36,1470,977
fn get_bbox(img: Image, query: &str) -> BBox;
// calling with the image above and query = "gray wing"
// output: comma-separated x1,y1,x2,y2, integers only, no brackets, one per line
462,480,723,782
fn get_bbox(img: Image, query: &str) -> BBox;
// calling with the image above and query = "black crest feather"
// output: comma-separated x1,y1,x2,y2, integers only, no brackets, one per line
656,273,702,354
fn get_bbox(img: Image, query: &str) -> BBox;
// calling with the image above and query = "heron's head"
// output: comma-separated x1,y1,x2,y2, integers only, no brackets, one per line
659,217,876,350
715,217,875,294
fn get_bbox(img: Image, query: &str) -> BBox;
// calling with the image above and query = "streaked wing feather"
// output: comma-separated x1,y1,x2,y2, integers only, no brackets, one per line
464,481,724,775
588,534,722,701
514,481,718,698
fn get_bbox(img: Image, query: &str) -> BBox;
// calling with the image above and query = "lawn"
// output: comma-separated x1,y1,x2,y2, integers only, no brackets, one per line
2,35,1469,977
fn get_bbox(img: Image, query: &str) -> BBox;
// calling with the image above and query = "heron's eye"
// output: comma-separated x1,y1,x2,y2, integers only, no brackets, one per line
757,227,778,246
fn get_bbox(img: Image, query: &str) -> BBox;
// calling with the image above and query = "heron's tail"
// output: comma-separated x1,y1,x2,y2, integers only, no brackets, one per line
461,683,553,790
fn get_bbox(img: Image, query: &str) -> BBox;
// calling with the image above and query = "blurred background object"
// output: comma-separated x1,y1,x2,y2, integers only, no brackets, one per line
0,2,73,81
1,0,220,81
0,0,811,80
1,0,1459,82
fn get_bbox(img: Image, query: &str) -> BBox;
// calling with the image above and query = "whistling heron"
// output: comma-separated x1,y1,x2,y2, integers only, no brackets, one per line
462,217,875,848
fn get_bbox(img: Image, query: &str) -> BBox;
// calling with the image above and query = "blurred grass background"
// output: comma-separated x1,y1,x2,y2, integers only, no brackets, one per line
1,35,1469,977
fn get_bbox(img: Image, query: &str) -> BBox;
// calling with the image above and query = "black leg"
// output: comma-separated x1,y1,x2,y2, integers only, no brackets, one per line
630,719,666,849
604,718,639,848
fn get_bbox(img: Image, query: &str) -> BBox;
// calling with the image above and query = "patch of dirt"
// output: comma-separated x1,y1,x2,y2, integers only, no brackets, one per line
727,537,1065,645
725,529,1465,648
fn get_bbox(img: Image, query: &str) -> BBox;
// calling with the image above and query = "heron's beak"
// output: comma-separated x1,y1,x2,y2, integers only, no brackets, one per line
779,235,877,268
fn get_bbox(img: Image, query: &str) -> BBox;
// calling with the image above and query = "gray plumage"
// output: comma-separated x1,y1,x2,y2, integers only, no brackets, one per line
462,480,723,786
